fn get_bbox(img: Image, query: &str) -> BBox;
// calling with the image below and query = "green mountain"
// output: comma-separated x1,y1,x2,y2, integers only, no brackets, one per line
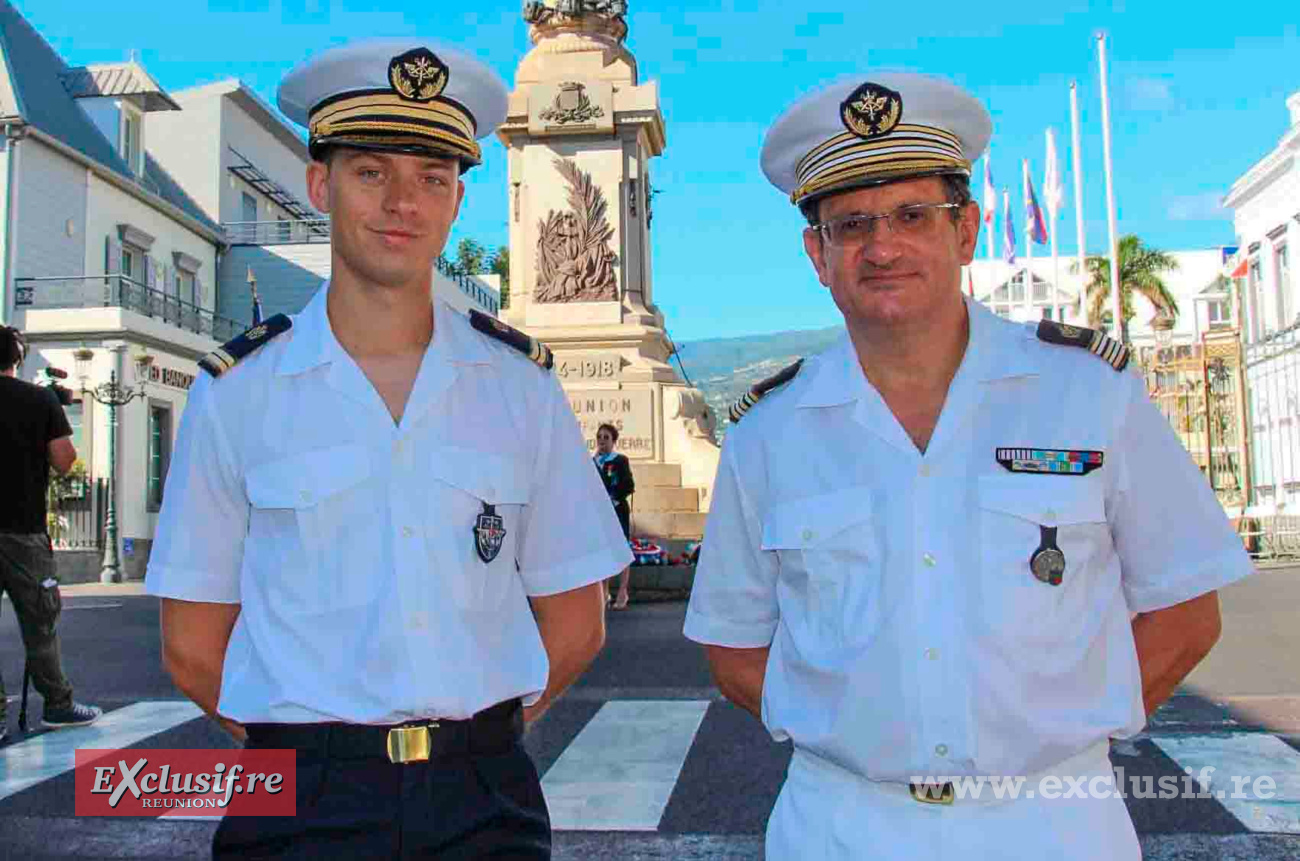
671,325,844,436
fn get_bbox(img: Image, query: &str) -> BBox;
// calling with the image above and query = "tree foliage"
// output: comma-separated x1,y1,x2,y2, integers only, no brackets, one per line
452,238,487,276
1076,234,1180,342
489,246,510,308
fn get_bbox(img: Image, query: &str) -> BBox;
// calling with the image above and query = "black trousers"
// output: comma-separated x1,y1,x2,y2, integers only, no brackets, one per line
213,701,550,860
0,532,74,722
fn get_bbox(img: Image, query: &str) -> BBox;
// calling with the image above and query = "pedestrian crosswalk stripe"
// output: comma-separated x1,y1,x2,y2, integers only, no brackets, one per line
541,699,711,831
1152,734,1300,834
0,701,202,802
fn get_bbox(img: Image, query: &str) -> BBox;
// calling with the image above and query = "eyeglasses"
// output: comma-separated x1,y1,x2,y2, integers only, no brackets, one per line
815,202,962,247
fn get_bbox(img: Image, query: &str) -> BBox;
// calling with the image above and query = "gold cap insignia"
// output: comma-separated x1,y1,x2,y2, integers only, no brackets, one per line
388,47,449,104
840,81,903,139
1058,324,1081,338
245,324,269,341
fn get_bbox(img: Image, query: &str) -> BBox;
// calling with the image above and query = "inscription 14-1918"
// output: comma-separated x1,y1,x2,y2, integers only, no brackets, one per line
555,352,621,381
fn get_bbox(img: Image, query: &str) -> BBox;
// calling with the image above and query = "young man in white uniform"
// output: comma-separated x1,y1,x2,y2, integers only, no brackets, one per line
147,38,631,859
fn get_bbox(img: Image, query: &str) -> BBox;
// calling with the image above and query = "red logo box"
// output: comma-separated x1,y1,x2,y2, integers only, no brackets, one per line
75,748,296,817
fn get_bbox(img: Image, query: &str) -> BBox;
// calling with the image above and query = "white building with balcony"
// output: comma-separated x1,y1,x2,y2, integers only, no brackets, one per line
0,0,240,579
1224,89,1300,515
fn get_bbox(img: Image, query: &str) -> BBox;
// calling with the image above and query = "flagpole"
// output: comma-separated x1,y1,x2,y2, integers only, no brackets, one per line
1097,32,1124,342
1070,82,1087,326
985,151,996,263
1023,159,1034,320
1046,130,1061,322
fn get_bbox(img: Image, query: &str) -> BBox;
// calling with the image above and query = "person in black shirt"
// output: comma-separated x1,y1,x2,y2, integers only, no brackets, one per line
594,423,635,609
0,326,101,742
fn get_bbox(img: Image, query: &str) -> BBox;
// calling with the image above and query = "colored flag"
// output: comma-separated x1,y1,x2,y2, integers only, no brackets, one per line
1229,257,1249,279
1002,189,1016,264
1043,129,1064,221
982,155,996,225
1024,161,1049,246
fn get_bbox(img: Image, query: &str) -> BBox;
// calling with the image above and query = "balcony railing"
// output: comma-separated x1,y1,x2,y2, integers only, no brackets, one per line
223,219,331,245
15,275,246,342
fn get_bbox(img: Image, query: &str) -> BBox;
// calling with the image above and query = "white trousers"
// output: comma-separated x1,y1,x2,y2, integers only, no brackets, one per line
767,742,1142,860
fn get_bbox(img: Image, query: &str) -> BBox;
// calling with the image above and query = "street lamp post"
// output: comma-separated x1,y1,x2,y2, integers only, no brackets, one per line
73,345,154,583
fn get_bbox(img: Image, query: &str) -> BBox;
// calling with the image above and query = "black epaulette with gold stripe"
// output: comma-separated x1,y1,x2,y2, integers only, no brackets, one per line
198,314,293,378
1035,320,1129,371
469,310,553,370
729,359,804,424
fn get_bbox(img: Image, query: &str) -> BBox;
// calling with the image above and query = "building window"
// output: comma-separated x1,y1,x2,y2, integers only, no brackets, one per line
1250,256,1264,339
147,405,172,512
122,109,142,174
1207,299,1230,328
176,270,196,306
1277,244,1292,330
242,192,258,225
121,246,138,281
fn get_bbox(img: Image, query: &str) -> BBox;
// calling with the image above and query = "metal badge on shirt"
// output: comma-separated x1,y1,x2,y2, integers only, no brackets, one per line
474,503,507,563
996,447,1105,587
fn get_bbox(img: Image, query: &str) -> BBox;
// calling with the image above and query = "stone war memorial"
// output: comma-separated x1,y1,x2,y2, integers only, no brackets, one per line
500,0,719,542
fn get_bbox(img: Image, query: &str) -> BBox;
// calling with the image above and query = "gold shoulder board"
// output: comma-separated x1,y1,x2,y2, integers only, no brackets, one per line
1035,320,1129,372
468,310,553,370
198,314,293,378
728,359,804,424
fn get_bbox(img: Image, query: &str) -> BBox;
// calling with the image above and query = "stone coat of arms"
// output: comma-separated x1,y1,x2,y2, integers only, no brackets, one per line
540,82,605,126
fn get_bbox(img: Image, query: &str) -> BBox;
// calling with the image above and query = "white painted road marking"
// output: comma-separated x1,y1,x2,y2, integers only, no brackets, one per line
1154,733,1300,834
0,701,202,802
542,699,710,831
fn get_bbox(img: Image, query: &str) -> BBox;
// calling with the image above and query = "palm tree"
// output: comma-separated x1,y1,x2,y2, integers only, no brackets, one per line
1075,234,1180,342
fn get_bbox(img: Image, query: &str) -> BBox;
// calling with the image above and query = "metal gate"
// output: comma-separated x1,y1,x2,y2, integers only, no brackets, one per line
1137,330,1250,508
1242,320,1300,556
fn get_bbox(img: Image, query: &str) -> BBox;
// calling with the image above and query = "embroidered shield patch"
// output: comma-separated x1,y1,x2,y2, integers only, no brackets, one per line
474,503,507,564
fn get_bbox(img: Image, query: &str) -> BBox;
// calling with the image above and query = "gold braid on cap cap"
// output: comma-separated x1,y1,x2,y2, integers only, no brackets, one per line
308,91,481,162
791,123,969,205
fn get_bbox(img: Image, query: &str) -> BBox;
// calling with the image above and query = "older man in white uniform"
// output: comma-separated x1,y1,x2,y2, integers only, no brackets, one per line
683,73,1254,859
147,38,632,859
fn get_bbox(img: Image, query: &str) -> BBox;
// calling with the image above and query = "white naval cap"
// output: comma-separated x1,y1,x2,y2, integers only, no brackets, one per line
277,38,507,170
761,72,992,208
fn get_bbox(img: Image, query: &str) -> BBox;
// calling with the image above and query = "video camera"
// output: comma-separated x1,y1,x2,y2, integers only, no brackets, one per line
38,366,75,406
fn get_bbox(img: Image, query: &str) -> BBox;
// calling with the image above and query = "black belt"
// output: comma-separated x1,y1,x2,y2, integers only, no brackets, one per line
243,698,523,764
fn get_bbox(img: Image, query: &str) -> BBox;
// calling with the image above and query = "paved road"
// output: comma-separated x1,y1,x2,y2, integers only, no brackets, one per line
1,566,1298,859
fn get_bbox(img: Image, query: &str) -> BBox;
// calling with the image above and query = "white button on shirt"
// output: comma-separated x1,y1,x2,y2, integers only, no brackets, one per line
147,282,632,725
684,298,1254,784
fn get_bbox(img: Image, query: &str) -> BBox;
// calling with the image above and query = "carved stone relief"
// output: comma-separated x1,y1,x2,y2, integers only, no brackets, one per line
535,158,619,304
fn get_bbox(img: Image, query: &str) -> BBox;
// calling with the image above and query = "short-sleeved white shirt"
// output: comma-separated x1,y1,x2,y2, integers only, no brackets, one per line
147,282,632,725
684,298,1253,782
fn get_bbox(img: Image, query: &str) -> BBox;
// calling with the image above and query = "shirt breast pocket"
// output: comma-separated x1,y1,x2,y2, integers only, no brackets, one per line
976,474,1113,645
244,446,372,611
761,487,880,658
427,448,528,612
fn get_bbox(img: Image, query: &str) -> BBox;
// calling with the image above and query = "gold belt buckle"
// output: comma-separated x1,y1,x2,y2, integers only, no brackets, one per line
909,781,955,805
386,723,438,764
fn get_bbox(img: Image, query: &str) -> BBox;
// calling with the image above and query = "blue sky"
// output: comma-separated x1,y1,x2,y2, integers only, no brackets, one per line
14,1,1299,341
